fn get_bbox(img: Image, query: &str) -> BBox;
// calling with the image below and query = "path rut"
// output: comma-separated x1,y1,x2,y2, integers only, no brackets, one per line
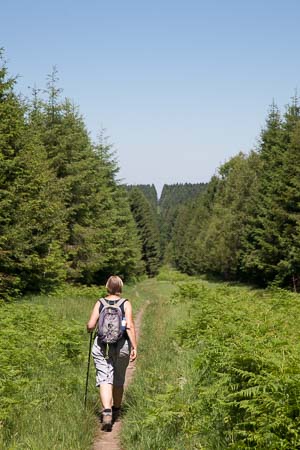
92,301,148,450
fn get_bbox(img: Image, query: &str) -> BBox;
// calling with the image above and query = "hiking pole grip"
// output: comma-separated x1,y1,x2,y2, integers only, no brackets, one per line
84,331,93,409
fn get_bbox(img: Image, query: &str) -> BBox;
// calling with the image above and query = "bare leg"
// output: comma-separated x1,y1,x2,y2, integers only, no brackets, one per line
113,385,124,408
100,384,113,409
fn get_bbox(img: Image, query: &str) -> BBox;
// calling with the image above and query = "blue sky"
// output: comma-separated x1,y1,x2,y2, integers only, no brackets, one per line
2,0,300,195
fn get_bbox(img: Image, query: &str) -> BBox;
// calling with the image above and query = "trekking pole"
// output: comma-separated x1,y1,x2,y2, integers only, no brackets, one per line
84,331,93,409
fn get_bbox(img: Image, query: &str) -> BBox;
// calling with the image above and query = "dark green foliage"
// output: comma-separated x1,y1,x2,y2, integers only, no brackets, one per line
35,72,143,284
169,97,300,289
167,203,195,272
168,176,220,275
0,54,66,299
241,103,288,285
242,99,300,288
199,153,260,279
0,56,143,300
127,184,158,213
94,183,144,282
159,183,207,210
159,183,207,258
129,188,160,276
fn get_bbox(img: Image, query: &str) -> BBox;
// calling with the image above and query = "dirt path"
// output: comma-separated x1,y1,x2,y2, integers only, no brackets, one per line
92,301,149,450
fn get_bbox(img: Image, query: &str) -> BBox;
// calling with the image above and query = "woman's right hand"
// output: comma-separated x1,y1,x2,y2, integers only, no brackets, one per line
130,348,137,362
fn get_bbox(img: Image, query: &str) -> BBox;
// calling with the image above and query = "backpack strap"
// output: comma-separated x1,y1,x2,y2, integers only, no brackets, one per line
99,298,108,310
98,297,128,312
115,298,127,307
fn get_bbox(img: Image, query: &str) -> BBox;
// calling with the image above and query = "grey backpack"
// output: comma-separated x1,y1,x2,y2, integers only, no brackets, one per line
98,298,126,344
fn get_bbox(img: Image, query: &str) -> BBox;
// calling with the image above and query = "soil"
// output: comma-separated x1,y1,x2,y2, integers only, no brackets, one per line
92,301,148,450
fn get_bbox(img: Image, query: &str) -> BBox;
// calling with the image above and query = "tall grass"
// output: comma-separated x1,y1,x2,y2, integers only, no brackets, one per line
121,273,194,449
121,276,300,449
3,272,300,449
0,281,146,449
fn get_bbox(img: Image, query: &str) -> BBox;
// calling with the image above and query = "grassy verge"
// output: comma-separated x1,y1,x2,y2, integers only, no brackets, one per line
121,275,300,449
0,280,146,450
121,272,193,449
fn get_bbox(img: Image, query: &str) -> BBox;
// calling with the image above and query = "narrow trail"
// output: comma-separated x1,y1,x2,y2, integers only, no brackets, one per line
92,300,149,450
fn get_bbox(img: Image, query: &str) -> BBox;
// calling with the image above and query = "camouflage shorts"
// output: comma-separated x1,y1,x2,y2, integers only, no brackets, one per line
92,337,131,386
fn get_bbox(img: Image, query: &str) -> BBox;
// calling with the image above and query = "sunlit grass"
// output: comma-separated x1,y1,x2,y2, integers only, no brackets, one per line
0,279,149,449
121,273,300,449
3,271,300,449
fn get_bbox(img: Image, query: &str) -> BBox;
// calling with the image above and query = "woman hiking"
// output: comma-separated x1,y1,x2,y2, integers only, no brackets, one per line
87,275,137,431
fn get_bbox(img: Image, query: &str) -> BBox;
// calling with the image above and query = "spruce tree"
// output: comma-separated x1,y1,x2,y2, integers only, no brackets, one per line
32,73,143,283
168,202,196,272
199,153,260,280
129,188,160,276
0,53,66,299
275,98,300,289
242,103,289,286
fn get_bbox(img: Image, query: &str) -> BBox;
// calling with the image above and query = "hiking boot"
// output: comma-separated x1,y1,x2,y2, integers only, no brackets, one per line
112,406,121,423
101,408,112,431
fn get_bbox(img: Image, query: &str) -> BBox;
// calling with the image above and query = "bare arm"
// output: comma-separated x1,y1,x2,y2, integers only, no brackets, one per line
124,301,137,361
86,301,100,332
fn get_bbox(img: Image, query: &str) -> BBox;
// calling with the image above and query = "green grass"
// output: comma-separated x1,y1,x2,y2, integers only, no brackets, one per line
121,276,300,449
121,275,195,449
0,281,147,450
2,271,300,449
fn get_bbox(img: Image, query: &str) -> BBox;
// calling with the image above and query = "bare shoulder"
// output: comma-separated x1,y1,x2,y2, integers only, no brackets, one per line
124,300,134,325
124,299,132,311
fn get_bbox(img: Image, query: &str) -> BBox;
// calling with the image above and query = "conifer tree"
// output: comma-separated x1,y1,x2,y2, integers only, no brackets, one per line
30,73,143,283
0,53,66,299
168,202,196,272
199,153,260,279
91,141,144,282
169,177,219,274
242,103,289,285
275,98,300,289
129,188,160,276
159,183,207,259
127,184,158,213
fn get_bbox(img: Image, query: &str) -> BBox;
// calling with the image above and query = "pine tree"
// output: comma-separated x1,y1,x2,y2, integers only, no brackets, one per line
200,153,260,279
129,188,160,276
168,202,196,272
159,183,207,259
127,184,158,213
90,140,144,282
0,53,66,299
32,73,143,283
169,177,219,275
242,102,292,286
275,97,300,289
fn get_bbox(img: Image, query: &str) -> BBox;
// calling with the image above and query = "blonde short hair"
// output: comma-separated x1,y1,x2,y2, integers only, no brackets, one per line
106,275,123,295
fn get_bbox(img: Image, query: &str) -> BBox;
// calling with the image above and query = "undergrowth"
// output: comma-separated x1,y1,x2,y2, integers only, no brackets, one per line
121,276,300,449
3,273,300,449
0,280,145,449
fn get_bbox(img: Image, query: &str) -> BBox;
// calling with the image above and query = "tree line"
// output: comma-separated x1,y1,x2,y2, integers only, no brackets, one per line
168,98,300,290
2,47,299,298
159,183,207,256
0,52,162,300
